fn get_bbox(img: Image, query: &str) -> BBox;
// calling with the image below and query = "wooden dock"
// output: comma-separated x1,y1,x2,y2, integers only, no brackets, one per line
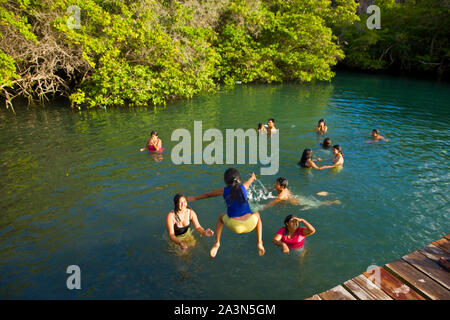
306,234,450,300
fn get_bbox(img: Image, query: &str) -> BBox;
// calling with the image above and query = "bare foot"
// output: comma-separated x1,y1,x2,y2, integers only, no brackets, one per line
210,243,220,258
258,242,265,256
324,200,341,205
316,191,328,196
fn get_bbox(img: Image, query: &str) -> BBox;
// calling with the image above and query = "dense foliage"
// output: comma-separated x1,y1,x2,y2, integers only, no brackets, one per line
1,0,448,111
0,0,359,110
340,0,450,79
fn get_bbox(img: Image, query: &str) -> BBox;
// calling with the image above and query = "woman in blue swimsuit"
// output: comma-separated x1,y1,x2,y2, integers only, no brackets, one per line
188,168,265,258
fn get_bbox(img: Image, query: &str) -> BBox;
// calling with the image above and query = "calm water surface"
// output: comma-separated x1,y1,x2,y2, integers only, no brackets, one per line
0,72,449,299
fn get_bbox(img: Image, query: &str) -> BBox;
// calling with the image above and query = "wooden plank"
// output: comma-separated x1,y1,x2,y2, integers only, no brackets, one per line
363,266,425,300
352,274,392,300
402,250,450,290
386,259,450,300
305,294,322,300
318,285,356,300
419,244,450,263
344,279,375,300
343,276,389,300
432,238,450,253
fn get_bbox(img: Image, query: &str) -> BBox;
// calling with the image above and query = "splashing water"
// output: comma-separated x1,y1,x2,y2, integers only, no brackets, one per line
247,179,331,212
248,179,275,201
247,179,275,212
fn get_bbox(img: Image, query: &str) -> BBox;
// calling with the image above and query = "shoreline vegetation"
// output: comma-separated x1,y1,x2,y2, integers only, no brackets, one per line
1,0,448,113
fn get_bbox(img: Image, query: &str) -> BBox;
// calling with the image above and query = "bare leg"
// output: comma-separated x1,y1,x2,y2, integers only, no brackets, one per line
298,247,307,264
323,200,341,205
253,212,265,256
210,214,225,258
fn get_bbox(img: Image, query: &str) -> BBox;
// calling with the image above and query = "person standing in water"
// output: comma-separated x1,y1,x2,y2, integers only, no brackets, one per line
272,215,316,254
367,129,389,143
264,177,299,208
267,118,277,135
166,194,214,251
315,119,328,135
140,131,163,152
187,168,265,258
321,137,332,149
320,145,344,169
257,122,267,134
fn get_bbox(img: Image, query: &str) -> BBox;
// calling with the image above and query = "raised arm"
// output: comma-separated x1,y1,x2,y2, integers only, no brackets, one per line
295,218,316,237
186,188,224,202
243,172,257,190
153,138,162,150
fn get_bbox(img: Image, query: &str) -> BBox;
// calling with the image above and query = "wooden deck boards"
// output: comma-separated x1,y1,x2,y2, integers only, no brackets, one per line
344,274,392,300
386,259,449,300
318,285,356,300
306,235,450,300
432,238,450,253
305,294,322,300
402,250,450,290
363,266,425,300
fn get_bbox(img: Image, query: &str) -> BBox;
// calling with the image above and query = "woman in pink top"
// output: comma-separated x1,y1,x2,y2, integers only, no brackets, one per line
272,215,316,254
140,131,163,153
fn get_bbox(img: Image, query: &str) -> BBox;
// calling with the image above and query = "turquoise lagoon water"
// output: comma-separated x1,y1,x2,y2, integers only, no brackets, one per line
0,72,449,299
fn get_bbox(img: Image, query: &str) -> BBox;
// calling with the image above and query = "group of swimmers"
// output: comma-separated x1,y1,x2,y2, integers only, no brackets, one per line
257,118,278,136
142,118,388,259
166,168,316,258
299,119,389,170
297,119,344,170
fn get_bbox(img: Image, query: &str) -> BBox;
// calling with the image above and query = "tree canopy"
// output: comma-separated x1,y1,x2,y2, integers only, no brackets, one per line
0,0,447,111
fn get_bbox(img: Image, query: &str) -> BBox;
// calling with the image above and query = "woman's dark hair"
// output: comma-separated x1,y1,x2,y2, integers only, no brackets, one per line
283,214,294,235
372,129,378,134
322,137,332,149
318,119,325,125
298,148,312,167
268,118,275,123
332,145,343,157
224,168,245,204
258,122,264,130
151,131,158,137
276,177,288,189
